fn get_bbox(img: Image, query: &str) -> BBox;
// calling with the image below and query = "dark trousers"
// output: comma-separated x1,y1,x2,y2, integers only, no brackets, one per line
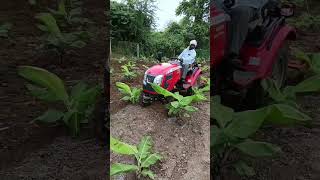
182,64,191,80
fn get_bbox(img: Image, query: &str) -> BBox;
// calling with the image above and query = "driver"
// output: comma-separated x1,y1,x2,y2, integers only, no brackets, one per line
215,0,279,68
178,40,197,82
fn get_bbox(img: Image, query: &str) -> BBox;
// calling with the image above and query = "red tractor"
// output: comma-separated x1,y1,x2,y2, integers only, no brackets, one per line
211,0,296,108
141,58,202,106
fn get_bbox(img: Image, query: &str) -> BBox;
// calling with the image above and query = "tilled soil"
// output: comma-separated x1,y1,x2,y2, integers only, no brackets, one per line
0,0,107,179
110,57,210,179
110,102,210,180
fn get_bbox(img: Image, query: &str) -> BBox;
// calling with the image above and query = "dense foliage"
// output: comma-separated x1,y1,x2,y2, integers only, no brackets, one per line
111,0,209,59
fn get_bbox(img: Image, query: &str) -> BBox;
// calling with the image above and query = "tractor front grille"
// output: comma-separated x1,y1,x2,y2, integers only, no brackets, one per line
144,74,155,92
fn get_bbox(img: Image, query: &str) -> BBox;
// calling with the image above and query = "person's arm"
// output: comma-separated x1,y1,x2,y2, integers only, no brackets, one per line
178,49,186,59
190,51,196,64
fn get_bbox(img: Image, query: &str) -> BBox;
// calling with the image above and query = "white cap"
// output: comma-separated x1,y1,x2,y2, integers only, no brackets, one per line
190,40,197,47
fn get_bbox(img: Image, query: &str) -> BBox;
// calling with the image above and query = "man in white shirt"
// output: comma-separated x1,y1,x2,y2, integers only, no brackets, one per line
178,40,197,82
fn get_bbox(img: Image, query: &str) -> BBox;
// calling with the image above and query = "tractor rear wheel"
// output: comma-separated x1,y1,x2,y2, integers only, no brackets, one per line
245,42,289,108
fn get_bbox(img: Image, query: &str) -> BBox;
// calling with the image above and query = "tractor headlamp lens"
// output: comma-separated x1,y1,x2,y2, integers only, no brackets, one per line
154,75,163,85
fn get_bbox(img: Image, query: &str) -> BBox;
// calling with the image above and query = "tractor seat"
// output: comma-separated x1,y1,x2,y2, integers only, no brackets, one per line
245,1,281,47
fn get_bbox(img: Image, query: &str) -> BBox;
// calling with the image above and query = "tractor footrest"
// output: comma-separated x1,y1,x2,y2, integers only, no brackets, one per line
233,70,257,84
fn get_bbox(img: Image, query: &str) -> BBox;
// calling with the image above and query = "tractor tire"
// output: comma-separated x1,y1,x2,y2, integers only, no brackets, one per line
140,93,151,107
245,42,289,109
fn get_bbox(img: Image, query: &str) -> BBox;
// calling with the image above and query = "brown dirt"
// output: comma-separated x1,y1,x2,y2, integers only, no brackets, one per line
110,58,210,179
0,0,107,179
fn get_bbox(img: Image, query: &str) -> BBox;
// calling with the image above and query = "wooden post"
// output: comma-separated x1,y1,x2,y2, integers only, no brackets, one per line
137,44,140,58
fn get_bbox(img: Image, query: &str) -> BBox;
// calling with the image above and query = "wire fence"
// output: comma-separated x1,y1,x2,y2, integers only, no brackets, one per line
111,40,209,61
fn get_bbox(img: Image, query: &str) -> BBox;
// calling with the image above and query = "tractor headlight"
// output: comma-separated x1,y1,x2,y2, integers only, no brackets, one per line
154,75,163,85
143,72,148,85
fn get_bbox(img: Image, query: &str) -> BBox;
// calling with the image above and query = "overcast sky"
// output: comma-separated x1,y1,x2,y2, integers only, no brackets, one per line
154,0,183,31
112,0,182,31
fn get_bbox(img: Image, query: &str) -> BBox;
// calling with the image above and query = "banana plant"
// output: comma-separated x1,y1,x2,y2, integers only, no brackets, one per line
262,75,320,108
48,0,92,27
111,136,162,179
116,82,142,104
18,66,101,136
121,65,137,80
150,83,206,117
211,95,311,178
0,22,12,38
295,50,320,74
35,13,91,63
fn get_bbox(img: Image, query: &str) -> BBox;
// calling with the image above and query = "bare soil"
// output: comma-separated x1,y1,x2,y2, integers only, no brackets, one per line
110,58,210,180
0,1,107,179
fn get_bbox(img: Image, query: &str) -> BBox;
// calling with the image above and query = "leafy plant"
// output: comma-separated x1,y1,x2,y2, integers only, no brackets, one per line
124,61,137,70
18,66,101,136
35,13,91,63
288,13,320,31
48,0,92,27
294,50,320,74
211,95,311,178
151,83,205,117
110,136,162,179
116,82,142,104
28,0,37,5
0,22,12,38
262,75,320,108
121,65,137,80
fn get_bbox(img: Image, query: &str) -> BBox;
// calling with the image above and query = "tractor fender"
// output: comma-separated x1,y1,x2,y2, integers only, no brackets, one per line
261,25,296,76
190,69,202,86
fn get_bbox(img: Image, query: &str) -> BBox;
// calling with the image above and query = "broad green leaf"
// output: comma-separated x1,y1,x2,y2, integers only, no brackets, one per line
261,79,285,102
170,101,179,108
233,161,255,176
35,13,62,37
235,141,282,157
110,136,138,155
293,75,320,93
110,163,138,176
121,96,130,101
150,83,176,98
141,169,156,179
58,0,67,16
141,153,162,168
71,82,88,99
137,136,152,162
18,66,68,102
180,96,194,106
211,96,234,128
70,40,86,48
116,82,132,95
225,108,268,138
265,104,311,126
26,84,60,102
34,109,64,123
184,105,198,112
210,125,227,147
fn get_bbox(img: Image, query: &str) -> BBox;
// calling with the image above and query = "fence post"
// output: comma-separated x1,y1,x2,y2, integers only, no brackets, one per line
137,44,140,58
110,40,112,59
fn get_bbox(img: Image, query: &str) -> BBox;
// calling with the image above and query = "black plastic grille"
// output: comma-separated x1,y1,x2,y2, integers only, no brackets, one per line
144,74,156,92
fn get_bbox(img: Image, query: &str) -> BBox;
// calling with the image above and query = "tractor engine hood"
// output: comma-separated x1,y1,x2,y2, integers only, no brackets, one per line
146,63,181,76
